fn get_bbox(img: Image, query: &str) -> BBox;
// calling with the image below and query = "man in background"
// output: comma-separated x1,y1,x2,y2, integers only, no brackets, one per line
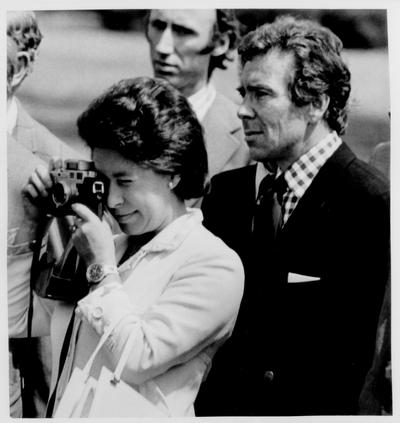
7,11,80,417
196,15,390,415
146,9,250,187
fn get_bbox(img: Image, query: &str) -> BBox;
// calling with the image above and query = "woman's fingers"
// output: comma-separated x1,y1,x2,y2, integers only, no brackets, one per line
49,157,63,171
71,203,99,223
36,164,54,189
22,181,41,200
29,167,50,198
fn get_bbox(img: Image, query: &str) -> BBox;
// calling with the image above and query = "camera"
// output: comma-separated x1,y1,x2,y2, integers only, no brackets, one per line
34,160,106,302
49,159,106,217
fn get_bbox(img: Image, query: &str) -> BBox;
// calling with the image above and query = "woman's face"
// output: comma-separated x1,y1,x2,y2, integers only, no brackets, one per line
93,148,182,236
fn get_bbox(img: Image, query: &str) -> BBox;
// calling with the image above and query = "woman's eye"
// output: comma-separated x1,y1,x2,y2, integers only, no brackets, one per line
117,179,133,186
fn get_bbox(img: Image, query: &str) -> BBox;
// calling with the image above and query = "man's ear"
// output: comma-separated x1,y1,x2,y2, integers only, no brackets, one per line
211,33,230,58
308,94,330,123
11,52,31,89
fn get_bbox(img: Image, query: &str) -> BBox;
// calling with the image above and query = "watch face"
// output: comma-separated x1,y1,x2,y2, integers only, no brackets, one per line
88,264,104,283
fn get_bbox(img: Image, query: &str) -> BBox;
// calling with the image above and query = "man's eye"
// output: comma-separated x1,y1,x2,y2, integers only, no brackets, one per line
255,91,269,98
237,87,245,98
250,90,272,100
150,19,166,31
172,25,195,36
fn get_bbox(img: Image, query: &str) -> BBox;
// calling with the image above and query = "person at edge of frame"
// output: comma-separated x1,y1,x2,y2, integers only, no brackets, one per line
7,11,83,418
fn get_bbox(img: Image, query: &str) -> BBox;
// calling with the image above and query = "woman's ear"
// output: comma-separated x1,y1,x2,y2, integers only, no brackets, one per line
168,174,181,190
211,33,230,58
308,94,330,123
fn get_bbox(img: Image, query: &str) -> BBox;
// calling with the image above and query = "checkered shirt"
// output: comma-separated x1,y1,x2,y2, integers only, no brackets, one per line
280,131,342,225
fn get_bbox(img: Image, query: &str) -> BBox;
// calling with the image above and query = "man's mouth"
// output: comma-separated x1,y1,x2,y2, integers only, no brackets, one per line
244,131,263,137
153,61,178,75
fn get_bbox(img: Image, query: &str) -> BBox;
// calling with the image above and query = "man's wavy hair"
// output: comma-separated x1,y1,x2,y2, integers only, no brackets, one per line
77,77,208,200
7,11,43,62
208,9,240,75
239,15,351,135
7,37,19,89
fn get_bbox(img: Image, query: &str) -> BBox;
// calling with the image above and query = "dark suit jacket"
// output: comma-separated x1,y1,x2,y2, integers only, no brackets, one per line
369,142,390,182
195,143,390,416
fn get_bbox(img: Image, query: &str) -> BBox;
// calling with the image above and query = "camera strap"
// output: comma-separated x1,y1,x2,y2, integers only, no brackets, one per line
28,218,53,338
45,308,76,417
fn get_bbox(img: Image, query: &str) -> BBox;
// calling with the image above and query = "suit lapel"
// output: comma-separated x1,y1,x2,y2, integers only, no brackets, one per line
280,143,357,239
202,94,243,178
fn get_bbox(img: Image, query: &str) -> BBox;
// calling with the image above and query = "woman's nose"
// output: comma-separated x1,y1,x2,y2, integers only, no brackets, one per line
107,184,123,209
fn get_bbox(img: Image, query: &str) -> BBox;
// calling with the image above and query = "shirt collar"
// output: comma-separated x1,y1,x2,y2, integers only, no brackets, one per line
7,97,18,135
255,131,342,199
188,83,216,122
116,208,204,272
283,131,342,199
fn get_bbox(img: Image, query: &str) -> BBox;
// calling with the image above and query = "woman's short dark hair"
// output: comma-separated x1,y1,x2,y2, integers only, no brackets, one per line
238,15,351,135
77,77,208,200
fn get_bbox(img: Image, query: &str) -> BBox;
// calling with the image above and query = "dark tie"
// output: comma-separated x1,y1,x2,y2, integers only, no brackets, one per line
253,173,287,241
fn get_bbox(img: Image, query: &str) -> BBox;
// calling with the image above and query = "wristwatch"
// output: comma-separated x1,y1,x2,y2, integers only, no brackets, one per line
86,263,119,284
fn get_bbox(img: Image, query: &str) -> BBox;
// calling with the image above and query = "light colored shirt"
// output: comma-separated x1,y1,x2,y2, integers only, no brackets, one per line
255,131,342,225
188,83,216,122
7,97,18,135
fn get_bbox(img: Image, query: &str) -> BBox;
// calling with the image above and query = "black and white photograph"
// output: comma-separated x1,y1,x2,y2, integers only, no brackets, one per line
3,0,399,421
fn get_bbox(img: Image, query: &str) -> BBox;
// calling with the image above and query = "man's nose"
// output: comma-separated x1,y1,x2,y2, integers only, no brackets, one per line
155,26,174,55
237,99,255,120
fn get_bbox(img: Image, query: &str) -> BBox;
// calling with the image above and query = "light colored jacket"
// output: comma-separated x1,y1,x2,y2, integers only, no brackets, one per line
50,209,244,417
8,103,82,337
202,92,250,180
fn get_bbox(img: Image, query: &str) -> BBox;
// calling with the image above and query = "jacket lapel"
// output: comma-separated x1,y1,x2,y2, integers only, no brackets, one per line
280,143,357,239
202,95,243,178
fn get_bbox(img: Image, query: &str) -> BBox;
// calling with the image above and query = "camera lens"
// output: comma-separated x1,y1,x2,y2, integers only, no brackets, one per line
52,181,71,207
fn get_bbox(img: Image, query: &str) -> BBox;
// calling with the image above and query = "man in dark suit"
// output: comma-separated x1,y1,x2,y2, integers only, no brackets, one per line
195,15,390,416
146,9,249,186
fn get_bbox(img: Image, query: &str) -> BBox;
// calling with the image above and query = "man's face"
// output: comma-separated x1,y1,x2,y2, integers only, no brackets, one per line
147,9,217,97
238,49,310,167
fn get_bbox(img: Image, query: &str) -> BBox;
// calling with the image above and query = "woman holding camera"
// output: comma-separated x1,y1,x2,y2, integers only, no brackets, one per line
24,77,244,417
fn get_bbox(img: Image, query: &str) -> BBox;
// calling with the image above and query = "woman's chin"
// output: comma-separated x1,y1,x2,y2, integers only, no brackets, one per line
120,223,139,236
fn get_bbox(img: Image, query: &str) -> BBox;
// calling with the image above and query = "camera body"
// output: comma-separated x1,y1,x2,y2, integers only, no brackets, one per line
35,160,106,302
49,159,105,217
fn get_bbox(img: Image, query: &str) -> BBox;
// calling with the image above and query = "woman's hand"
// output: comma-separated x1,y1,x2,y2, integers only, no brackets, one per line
21,158,62,222
70,203,116,267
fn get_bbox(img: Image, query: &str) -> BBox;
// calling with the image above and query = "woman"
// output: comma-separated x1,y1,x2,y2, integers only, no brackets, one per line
24,77,244,417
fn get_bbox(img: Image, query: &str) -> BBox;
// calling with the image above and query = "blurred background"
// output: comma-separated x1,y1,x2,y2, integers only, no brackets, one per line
17,9,390,161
